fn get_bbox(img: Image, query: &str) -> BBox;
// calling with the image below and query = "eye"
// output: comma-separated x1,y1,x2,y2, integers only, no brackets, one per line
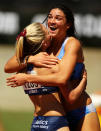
56,16,64,21
48,15,52,19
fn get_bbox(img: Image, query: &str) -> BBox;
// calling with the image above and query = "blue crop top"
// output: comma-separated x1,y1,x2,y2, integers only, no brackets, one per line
23,37,84,95
57,37,84,80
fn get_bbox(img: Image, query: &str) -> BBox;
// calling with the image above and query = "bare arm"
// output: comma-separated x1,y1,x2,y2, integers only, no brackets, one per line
28,52,58,67
65,70,87,104
4,52,58,73
4,55,26,73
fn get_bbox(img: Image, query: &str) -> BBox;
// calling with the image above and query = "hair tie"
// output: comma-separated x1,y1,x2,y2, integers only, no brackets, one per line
16,29,26,41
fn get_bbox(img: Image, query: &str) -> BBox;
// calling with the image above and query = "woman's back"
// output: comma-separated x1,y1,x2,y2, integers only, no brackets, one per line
26,65,66,116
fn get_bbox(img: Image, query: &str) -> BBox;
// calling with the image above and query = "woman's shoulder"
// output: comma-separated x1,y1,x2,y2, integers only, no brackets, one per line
67,36,80,44
65,36,81,50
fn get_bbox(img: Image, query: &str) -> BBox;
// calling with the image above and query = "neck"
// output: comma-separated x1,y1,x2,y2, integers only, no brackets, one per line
47,36,67,55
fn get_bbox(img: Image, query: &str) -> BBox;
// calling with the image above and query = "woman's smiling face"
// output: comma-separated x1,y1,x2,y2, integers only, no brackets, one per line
47,8,70,39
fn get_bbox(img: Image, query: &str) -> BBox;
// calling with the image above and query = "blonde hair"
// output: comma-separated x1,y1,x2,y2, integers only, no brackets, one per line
16,22,45,64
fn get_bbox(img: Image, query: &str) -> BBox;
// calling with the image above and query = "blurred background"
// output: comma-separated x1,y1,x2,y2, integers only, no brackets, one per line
0,0,101,130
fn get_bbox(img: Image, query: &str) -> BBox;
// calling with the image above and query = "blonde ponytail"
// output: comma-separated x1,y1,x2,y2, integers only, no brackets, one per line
16,23,45,64
16,36,24,64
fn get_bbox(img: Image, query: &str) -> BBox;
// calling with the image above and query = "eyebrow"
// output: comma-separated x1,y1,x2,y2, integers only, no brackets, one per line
48,14,64,18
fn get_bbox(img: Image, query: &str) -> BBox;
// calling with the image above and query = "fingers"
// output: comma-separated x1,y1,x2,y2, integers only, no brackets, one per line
37,55,59,68
6,79,16,83
83,69,87,77
43,60,58,65
42,52,49,56
39,60,58,68
7,83,17,87
6,76,18,87
6,80,18,87
6,76,15,80
40,64,54,68
29,52,59,67
84,69,87,74
44,56,59,63
48,58,59,63
42,52,59,61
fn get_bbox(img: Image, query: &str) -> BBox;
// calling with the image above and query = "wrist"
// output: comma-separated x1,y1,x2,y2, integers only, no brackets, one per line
82,76,87,81
26,74,32,83
24,55,29,65
27,55,35,64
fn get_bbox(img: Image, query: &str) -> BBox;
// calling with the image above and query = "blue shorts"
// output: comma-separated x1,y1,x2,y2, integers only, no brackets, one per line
66,103,96,130
31,116,69,131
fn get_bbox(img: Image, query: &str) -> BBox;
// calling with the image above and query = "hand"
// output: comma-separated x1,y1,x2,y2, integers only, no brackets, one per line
28,52,59,68
82,69,87,90
82,69,87,80
6,73,27,87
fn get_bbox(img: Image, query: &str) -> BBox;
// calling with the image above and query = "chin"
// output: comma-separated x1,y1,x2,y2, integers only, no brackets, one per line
50,33,56,37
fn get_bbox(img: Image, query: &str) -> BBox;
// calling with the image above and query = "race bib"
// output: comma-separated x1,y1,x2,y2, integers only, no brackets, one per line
23,82,42,90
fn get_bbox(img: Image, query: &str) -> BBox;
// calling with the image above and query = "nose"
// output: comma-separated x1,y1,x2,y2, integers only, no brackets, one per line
50,18,56,24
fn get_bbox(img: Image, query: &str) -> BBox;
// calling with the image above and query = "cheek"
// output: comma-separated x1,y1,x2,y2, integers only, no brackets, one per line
59,23,68,32
42,41,50,50
44,41,50,48
47,20,50,26
47,41,51,47
41,41,45,47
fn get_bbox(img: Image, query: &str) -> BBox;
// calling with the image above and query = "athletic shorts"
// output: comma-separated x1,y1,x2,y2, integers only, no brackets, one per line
66,103,96,130
31,116,69,131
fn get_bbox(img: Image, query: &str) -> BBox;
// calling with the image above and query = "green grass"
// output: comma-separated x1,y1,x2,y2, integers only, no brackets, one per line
0,110,33,131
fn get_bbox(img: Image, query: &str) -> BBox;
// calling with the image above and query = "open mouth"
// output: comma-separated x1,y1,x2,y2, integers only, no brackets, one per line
50,26,57,31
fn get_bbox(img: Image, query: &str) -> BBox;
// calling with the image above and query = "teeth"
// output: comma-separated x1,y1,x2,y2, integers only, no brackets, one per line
50,27,56,31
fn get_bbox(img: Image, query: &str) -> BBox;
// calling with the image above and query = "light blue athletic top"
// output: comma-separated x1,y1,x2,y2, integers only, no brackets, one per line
57,37,84,80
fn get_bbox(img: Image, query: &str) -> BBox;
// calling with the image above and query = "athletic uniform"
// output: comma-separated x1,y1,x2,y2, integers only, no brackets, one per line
57,37,96,130
31,116,69,131
66,103,96,130
23,65,68,131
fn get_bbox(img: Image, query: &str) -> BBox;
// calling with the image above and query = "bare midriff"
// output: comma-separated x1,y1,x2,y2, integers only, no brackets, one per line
29,92,66,116
28,66,66,117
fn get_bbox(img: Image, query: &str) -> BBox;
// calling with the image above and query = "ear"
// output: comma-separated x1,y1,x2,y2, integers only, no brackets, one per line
66,23,71,30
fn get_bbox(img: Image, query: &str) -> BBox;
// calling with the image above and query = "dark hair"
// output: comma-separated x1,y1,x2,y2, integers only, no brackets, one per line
43,4,76,37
